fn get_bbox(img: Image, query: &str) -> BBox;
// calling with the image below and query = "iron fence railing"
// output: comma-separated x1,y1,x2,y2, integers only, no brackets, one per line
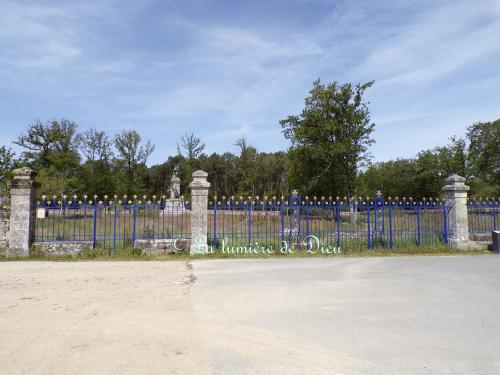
34,192,500,255
208,193,450,252
35,195,190,254
467,199,499,238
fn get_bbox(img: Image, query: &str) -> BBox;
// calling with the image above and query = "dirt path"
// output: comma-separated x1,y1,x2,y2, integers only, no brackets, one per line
0,261,210,375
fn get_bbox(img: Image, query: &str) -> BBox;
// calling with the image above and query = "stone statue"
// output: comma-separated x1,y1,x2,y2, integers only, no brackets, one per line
173,165,180,178
169,166,181,199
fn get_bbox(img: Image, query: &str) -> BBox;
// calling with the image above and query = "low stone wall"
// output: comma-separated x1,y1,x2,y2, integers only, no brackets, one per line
134,239,190,256
0,207,9,256
32,241,93,256
470,233,492,242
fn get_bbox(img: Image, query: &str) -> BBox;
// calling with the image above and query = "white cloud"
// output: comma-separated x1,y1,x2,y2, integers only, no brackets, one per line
0,2,81,70
350,1,500,86
1,0,499,164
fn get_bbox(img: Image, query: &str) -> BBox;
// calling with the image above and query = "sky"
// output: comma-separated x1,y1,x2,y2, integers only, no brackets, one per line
0,0,499,165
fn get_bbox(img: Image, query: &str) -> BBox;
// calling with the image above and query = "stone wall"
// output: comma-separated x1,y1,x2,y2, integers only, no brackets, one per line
32,241,93,256
0,206,9,256
134,239,190,256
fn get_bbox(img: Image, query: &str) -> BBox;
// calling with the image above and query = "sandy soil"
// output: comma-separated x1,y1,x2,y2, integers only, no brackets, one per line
0,261,210,375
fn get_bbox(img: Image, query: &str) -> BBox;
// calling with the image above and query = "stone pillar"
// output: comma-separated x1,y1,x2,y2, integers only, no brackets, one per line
189,170,210,254
170,175,181,199
8,168,37,257
0,206,9,255
442,174,471,249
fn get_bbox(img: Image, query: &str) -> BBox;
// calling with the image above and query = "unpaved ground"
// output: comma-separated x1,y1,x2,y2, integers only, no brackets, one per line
0,261,209,375
1,256,500,375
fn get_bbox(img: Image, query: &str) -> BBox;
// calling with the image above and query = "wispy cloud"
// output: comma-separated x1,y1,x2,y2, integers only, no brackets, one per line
0,0,498,164
0,2,80,71
350,1,500,86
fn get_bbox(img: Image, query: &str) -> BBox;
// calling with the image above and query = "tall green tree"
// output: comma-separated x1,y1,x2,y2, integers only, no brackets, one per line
357,158,418,198
76,128,115,195
0,146,18,196
15,119,81,194
280,79,375,196
467,119,500,185
114,130,154,194
234,138,258,194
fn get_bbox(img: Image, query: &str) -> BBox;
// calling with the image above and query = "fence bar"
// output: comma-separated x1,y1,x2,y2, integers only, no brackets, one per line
417,206,421,247
389,204,393,249
367,206,371,249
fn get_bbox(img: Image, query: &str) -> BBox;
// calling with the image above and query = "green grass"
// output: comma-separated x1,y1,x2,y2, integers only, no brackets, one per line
0,243,490,262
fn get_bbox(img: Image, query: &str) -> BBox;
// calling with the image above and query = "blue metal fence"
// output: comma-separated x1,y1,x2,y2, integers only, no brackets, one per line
35,195,191,255
35,192,500,255
467,198,499,238
208,192,450,252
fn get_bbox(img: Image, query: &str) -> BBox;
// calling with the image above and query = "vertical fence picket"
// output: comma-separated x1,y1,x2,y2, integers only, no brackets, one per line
248,200,252,247
305,201,310,241
297,195,301,249
93,205,97,249
389,203,393,248
443,205,448,244
132,204,137,247
281,199,285,246
336,203,341,249
213,198,217,247
417,205,421,247
113,202,117,256
367,205,371,250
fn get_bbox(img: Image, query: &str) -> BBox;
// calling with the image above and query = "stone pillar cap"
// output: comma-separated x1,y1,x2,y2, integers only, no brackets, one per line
442,174,469,192
12,167,37,178
445,174,466,184
192,170,208,178
189,170,210,189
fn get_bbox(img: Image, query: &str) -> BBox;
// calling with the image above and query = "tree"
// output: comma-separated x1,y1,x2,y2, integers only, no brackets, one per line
234,138,257,194
178,133,205,161
250,152,288,195
77,128,113,164
0,146,18,196
75,129,115,196
467,119,500,185
114,130,154,193
14,119,81,194
280,79,375,196
358,158,418,198
15,119,79,166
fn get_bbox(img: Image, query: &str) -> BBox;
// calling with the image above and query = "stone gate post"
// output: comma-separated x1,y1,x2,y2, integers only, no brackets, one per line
442,174,472,249
189,170,210,254
8,168,37,257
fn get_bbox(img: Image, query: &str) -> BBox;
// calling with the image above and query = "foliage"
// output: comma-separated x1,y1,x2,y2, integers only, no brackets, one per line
15,119,81,195
467,119,499,185
0,146,18,196
114,129,155,194
359,126,499,197
280,79,375,196
3,82,499,198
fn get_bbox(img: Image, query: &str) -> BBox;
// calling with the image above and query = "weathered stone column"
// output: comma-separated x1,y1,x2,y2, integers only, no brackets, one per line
8,168,37,257
442,174,472,249
189,170,210,254
0,206,9,256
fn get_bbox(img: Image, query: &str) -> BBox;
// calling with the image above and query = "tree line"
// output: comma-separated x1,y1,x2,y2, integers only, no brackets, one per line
0,79,498,198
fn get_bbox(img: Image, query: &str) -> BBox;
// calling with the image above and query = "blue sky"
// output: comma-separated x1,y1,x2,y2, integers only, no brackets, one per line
1,0,499,165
